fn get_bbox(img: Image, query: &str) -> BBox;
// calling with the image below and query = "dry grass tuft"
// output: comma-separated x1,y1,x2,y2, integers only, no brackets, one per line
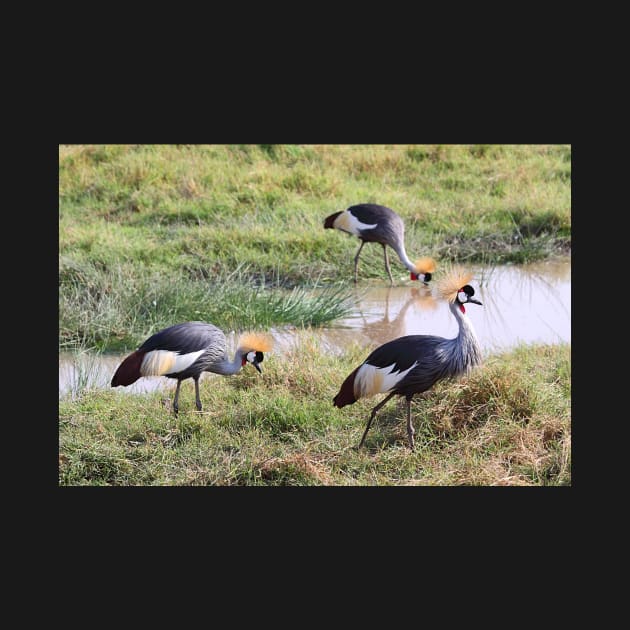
257,453,335,485
179,176,201,199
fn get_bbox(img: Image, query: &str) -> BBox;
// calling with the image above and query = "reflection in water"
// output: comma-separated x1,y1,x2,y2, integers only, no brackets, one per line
354,284,438,342
318,257,570,354
474,258,570,352
317,284,440,350
59,258,570,397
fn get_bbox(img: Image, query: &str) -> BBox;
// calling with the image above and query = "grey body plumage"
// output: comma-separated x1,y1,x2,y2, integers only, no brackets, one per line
347,204,406,247
139,322,232,379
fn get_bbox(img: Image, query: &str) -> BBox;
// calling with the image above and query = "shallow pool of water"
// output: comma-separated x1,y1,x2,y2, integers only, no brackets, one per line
59,257,570,398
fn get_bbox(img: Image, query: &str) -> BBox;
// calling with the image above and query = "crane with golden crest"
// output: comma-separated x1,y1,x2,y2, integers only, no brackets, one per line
111,322,273,416
332,267,483,450
323,203,436,285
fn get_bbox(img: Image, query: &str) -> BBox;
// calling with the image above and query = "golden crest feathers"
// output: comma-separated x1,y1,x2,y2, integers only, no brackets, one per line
437,267,474,302
413,257,437,274
237,331,274,352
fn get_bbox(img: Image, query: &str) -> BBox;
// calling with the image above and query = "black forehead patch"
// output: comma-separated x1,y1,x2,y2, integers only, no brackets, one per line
461,284,475,297
255,351,264,362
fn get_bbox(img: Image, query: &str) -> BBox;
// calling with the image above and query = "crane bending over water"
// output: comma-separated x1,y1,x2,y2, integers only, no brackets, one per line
324,203,436,285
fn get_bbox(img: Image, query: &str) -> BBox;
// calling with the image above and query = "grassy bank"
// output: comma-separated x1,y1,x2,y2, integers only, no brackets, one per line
59,144,571,352
59,263,357,351
59,341,570,486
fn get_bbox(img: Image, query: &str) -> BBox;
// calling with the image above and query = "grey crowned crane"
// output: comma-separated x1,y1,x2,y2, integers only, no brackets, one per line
324,203,436,285
111,321,273,416
332,268,483,450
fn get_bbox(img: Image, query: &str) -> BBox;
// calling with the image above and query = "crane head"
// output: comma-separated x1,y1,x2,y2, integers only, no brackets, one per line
438,268,482,313
237,331,273,374
410,257,437,283
456,285,482,313
244,350,264,373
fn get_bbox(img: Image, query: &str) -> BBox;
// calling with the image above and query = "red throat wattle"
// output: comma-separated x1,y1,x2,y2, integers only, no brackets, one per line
410,272,418,280
459,304,466,313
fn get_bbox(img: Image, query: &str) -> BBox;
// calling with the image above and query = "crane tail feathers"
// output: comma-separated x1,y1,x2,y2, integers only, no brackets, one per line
324,212,342,229
333,365,360,408
111,350,145,387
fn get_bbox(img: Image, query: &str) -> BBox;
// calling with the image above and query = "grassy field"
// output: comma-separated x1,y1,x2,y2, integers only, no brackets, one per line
58,144,571,486
59,339,571,486
59,144,570,351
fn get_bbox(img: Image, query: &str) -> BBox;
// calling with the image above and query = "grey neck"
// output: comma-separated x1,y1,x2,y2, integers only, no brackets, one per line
448,301,483,371
391,242,416,272
207,350,244,375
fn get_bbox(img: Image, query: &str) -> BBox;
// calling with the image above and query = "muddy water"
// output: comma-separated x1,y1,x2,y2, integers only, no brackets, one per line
59,257,570,398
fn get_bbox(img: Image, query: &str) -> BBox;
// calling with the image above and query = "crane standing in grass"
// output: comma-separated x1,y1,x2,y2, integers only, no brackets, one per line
332,268,483,450
111,321,273,416
324,203,436,285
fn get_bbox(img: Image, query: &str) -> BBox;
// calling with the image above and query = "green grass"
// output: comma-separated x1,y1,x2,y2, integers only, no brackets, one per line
60,146,570,273
59,260,357,351
60,144,570,351
59,340,571,486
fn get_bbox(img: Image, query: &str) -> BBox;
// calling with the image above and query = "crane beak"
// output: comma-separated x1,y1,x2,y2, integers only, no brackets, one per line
468,297,482,306
252,360,263,373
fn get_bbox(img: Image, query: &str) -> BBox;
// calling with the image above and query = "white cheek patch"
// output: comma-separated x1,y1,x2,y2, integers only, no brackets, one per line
246,351,256,363
334,211,378,236
458,291,468,303
141,349,206,376
354,361,418,398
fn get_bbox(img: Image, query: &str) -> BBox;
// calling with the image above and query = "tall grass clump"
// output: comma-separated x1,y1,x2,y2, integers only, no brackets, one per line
59,258,356,352
250,284,357,327
60,345,106,400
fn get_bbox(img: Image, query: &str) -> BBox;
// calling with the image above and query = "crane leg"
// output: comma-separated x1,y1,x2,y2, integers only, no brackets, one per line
172,380,182,416
194,376,203,411
406,397,415,450
359,392,397,448
382,244,394,285
353,241,365,283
